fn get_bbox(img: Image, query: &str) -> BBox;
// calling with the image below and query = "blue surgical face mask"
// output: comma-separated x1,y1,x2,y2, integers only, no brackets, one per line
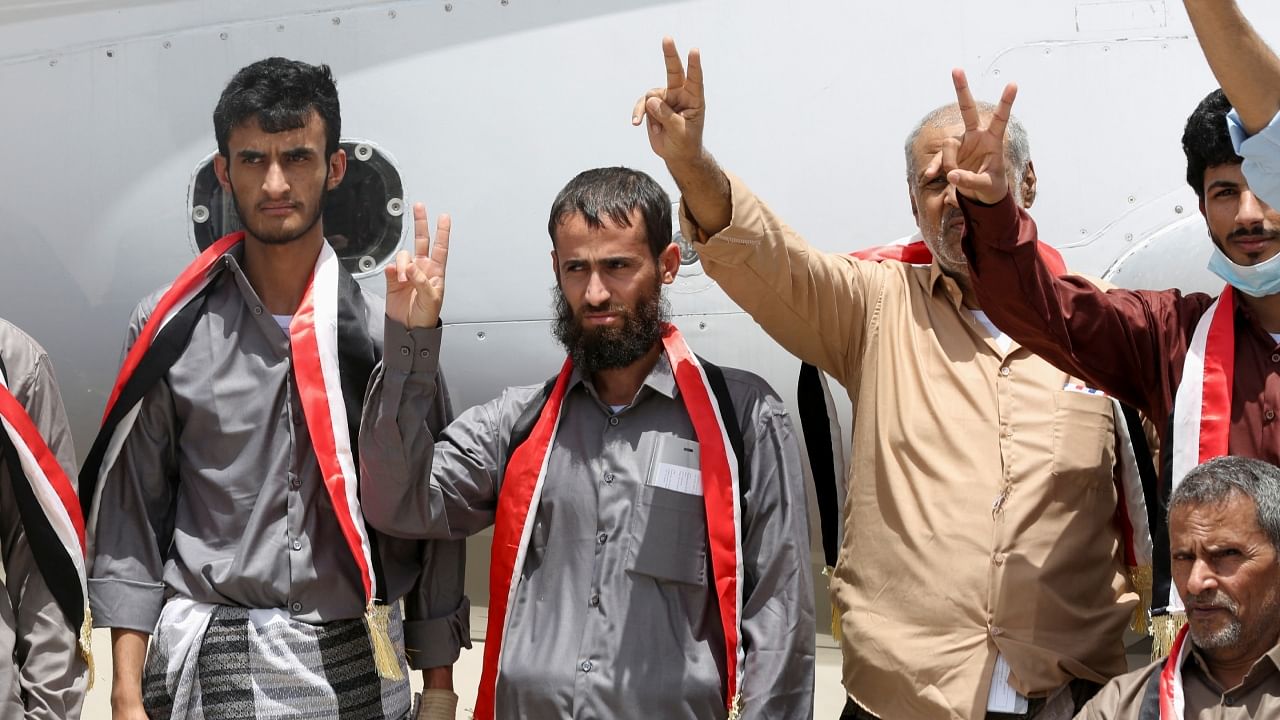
1207,244,1280,297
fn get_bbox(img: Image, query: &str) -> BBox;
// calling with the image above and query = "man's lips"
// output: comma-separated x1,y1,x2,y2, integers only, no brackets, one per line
1230,235,1275,254
259,203,296,216
583,312,620,325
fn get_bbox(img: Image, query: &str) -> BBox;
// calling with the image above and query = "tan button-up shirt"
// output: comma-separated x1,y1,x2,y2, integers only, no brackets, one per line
684,174,1137,720
1077,643,1280,719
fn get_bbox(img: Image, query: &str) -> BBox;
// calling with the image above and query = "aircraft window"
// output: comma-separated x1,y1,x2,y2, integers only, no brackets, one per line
672,201,699,266
188,141,406,277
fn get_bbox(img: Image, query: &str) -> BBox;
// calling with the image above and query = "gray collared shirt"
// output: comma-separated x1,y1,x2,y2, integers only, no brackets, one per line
88,250,467,667
361,325,815,719
0,317,87,720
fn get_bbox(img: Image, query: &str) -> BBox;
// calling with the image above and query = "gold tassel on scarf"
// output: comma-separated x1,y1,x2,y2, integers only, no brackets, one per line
727,692,744,720
1128,565,1153,635
79,607,95,690
364,603,404,681
1151,612,1186,660
823,565,843,642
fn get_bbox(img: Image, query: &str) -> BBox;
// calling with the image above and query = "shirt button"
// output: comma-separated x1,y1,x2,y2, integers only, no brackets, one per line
292,412,304,426
580,660,593,673
1267,410,1276,422
1003,427,1013,438
993,553,1006,566
990,625,1004,637
289,475,302,489
253,306,263,316
589,594,600,607
400,346,411,357
999,366,1011,377
291,539,303,551
1272,353,1280,363
419,348,430,358
604,472,615,485
608,416,620,427
291,602,303,613
597,533,608,545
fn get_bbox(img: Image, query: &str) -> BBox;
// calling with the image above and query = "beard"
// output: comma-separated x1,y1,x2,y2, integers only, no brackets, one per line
1187,589,1244,650
227,176,328,246
552,280,668,374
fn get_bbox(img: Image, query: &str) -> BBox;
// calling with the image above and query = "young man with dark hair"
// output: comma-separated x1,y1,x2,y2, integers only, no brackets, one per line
85,57,467,719
956,76,1280,649
0,318,89,719
359,166,815,719
1078,456,1280,719
1184,0,1280,208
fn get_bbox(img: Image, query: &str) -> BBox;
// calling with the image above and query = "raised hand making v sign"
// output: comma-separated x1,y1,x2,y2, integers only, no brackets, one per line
632,36,732,237
385,202,451,329
931,68,1019,206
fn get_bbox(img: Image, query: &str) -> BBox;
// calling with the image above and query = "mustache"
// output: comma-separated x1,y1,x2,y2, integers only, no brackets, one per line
1187,590,1239,612
1227,226,1280,242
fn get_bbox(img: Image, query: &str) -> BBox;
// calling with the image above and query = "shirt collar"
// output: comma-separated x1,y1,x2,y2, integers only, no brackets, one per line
927,260,968,309
568,349,680,408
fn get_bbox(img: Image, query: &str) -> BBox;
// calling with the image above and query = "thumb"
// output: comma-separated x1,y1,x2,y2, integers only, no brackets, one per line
947,169,996,202
646,96,683,130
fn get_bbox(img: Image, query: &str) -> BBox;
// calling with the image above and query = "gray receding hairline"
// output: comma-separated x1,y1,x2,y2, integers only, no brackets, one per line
903,101,1032,195
1169,456,1280,552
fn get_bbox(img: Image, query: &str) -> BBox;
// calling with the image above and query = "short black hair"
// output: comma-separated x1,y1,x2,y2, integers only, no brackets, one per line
1182,89,1242,199
213,57,341,159
547,167,672,259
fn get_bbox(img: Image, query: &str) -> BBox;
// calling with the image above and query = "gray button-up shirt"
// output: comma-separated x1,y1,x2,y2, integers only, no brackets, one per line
88,250,467,667
0,318,87,720
361,326,815,719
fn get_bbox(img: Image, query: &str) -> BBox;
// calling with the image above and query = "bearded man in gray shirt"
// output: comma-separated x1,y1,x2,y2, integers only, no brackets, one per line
85,58,467,720
361,166,815,720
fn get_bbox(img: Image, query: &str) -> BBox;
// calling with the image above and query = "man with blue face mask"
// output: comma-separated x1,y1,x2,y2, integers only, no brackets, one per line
955,85,1280,654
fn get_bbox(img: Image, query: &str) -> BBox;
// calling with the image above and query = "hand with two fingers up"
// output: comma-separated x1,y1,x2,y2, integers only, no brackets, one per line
385,203,451,329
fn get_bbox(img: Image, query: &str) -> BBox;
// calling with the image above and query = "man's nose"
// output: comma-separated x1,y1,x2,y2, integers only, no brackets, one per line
944,183,960,208
585,270,610,306
1185,558,1219,596
263,161,290,196
1236,189,1266,228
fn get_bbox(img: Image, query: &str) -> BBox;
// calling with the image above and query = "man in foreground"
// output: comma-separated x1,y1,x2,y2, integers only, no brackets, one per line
0,318,89,718
360,166,815,719
85,57,466,719
1077,456,1280,719
633,39,1145,719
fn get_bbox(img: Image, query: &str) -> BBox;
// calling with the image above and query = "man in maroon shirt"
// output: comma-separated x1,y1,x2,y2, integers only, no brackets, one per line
937,69,1280,650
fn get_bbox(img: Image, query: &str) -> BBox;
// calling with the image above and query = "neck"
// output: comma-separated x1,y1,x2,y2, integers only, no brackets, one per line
242,232,324,315
590,343,663,406
1240,291,1280,334
1203,651,1264,692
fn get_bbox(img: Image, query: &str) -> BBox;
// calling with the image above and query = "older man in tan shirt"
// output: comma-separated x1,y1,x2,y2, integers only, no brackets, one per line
632,40,1143,719
1076,456,1280,719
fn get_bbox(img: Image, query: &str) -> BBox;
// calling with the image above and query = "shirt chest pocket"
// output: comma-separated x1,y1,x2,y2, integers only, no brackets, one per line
1052,389,1116,480
625,437,708,586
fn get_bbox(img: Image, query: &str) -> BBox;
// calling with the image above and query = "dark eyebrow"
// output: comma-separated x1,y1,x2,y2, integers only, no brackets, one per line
285,146,317,157
236,149,265,160
1207,179,1241,193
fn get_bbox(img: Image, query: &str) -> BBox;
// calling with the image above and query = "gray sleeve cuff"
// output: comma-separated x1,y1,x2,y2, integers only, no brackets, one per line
383,318,443,375
404,596,472,669
88,577,165,632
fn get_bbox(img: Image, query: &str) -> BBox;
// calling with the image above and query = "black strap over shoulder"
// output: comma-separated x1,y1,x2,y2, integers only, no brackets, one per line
1137,662,1162,720
504,378,558,469
796,361,841,567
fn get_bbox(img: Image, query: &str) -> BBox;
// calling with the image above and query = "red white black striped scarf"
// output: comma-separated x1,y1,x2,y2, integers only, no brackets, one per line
1137,624,1193,719
474,324,745,719
81,232,402,679
1161,288,1238,627
0,360,92,678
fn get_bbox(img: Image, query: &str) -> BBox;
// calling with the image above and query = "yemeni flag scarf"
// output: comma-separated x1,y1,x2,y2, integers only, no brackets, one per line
1152,286,1239,655
80,232,402,680
474,323,746,720
1138,624,1194,719
0,356,93,681
796,238,1157,638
